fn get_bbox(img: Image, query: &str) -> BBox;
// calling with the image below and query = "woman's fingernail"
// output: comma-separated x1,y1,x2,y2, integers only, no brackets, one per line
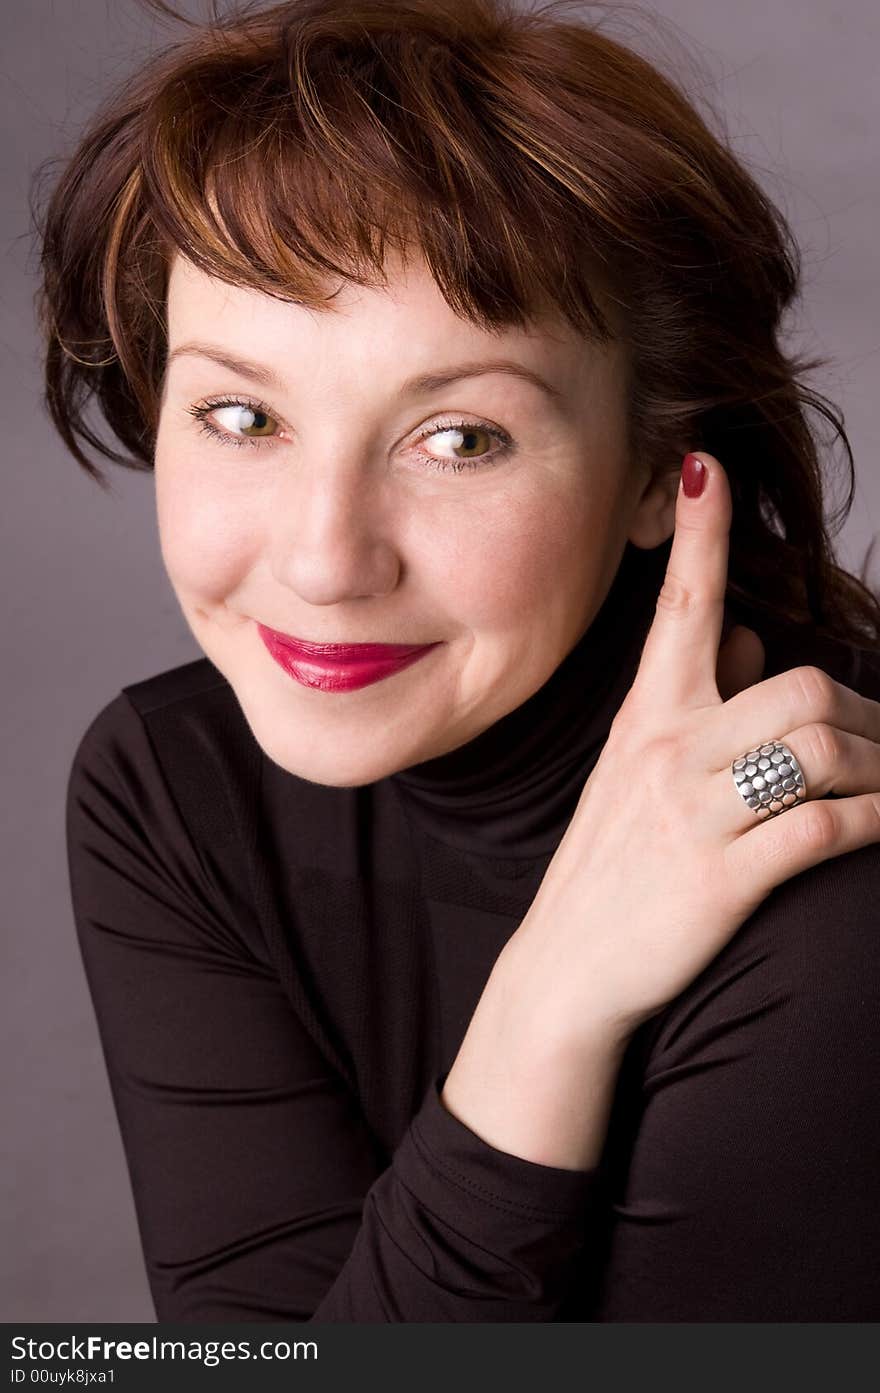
681,453,706,499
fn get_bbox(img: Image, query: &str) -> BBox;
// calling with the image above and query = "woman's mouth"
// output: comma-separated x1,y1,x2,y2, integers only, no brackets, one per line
256,623,442,692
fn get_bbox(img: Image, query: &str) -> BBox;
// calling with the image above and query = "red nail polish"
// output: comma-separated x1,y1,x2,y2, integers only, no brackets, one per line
681,453,706,499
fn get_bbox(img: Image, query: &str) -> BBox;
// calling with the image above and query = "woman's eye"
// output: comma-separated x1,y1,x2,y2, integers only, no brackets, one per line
415,420,512,472
186,398,512,473
187,398,280,450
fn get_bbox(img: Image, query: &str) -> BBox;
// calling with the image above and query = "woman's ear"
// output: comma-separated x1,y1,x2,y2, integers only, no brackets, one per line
626,463,681,550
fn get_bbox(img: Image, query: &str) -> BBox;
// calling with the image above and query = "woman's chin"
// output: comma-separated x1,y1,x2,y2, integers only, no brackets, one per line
248,721,426,789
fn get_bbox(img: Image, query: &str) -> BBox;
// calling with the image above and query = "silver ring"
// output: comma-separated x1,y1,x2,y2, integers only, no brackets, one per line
731,740,807,820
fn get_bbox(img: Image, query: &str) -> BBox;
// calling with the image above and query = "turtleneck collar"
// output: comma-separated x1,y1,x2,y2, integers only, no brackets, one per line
389,538,673,860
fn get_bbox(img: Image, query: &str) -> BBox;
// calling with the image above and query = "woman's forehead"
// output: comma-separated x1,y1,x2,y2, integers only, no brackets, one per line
164,248,621,383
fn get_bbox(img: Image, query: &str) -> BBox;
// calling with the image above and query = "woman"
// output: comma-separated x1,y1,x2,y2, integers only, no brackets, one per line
43,0,880,1320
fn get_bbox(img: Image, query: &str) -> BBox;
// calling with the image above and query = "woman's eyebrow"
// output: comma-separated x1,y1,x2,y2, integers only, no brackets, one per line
163,341,567,404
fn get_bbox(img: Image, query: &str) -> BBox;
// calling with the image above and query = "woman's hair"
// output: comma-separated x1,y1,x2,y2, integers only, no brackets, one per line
31,0,880,647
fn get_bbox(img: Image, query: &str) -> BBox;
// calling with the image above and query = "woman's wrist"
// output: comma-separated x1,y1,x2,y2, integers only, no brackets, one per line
440,944,631,1173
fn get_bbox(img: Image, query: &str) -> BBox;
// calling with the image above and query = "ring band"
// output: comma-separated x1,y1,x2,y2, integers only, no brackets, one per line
731,740,807,820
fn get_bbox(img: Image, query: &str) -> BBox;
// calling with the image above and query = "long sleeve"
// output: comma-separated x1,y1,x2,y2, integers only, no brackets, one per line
65,695,600,1322
589,837,880,1321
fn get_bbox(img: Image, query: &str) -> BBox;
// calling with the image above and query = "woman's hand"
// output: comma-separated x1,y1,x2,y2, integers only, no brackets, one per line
506,451,880,1049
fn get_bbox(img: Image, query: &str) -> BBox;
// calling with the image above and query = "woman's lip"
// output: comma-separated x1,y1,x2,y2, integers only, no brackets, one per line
257,622,441,692
256,623,439,662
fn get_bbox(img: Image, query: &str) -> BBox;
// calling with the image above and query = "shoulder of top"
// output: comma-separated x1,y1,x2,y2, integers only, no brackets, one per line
69,657,235,778
120,655,232,717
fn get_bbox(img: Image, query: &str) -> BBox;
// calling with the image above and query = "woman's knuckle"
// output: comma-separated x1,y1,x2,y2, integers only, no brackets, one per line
603,723,683,802
800,720,841,767
792,799,838,852
655,572,698,619
790,664,836,720
642,729,686,770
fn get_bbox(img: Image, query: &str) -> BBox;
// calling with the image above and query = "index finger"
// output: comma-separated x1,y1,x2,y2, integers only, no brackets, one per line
628,452,732,713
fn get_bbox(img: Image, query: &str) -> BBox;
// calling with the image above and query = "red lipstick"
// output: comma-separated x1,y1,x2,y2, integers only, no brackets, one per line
257,623,441,692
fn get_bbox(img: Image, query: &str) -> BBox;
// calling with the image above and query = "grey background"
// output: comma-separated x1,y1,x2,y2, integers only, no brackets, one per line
2,1,878,1321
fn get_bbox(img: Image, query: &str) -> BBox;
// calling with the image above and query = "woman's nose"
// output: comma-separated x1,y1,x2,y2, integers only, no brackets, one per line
271,463,402,604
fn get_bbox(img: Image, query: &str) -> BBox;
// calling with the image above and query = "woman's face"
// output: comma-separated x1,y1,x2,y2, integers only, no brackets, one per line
154,251,675,786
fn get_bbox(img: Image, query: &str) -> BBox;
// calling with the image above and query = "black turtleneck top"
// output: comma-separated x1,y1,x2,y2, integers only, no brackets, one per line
65,539,880,1321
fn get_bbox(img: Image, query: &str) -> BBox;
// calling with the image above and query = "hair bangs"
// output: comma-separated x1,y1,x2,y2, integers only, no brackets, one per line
132,2,615,345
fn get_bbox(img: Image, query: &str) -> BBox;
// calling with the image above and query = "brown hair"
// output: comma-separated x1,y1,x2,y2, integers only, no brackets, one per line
31,0,880,648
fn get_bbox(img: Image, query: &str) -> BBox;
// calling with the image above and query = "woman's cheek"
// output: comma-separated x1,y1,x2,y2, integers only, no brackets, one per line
476,487,592,623
157,472,260,598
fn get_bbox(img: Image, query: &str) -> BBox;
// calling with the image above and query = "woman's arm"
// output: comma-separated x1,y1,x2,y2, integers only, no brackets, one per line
588,840,880,1320
66,694,607,1322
